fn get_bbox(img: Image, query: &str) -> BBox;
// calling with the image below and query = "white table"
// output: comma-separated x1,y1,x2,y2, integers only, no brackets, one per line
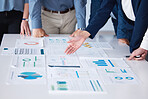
0,33,148,99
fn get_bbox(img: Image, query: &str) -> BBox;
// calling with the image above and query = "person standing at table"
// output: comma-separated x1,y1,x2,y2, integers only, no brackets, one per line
0,0,31,45
65,0,148,56
89,0,134,45
29,0,87,37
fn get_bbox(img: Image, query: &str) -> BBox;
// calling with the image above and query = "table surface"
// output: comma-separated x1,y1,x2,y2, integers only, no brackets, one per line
0,33,148,99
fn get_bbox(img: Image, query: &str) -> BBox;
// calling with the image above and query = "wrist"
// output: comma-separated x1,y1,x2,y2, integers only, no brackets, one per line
22,18,29,21
78,28,85,31
81,31,91,39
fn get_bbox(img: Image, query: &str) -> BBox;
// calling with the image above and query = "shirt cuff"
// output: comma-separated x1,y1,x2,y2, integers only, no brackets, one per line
77,21,86,29
25,0,29,3
85,27,97,39
31,20,42,29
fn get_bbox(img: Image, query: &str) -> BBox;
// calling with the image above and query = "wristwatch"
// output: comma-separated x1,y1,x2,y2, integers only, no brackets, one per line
78,28,85,31
22,18,29,21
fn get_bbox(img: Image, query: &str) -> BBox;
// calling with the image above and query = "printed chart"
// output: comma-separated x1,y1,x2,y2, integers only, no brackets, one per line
46,45,76,56
8,68,46,84
76,47,108,58
44,37,69,46
15,39,44,48
48,69,106,93
47,56,81,68
14,48,44,55
48,79,106,93
12,55,45,68
82,42,113,49
80,58,129,68
97,67,139,84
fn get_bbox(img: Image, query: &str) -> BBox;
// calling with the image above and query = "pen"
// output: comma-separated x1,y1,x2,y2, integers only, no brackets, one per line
125,55,142,58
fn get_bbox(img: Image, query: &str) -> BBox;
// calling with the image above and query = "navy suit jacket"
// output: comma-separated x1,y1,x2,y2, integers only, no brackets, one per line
86,0,148,52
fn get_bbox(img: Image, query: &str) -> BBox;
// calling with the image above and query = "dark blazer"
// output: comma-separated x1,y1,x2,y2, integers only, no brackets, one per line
86,0,148,52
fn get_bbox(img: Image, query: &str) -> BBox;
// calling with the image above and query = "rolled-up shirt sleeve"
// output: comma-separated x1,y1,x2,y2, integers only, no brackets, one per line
29,0,42,29
140,29,148,50
25,0,29,3
74,0,87,29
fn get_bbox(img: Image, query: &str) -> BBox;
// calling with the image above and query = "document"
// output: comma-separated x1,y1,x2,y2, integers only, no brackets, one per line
97,67,139,84
11,55,45,68
80,58,129,68
8,68,46,84
76,47,108,58
47,69,106,93
1,47,14,55
47,55,81,68
46,45,76,56
14,48,45,55
15,38,44,48
44,37,69,47
82,42,113,49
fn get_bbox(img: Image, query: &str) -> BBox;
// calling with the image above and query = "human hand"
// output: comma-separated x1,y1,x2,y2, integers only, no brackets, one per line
70,29,82,37
32,28,49,38
20,20,31,36
128,47,147,60
65,30,90,55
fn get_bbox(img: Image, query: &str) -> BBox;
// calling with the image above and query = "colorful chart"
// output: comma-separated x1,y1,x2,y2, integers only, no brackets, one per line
18,72,42,80
93,60,108,66
24,42,39,45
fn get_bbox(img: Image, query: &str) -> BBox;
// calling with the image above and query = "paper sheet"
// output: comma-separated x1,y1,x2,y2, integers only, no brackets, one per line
15,38,44,48
97,68,139,84
82,42,113,49
47,69,106,93
47,55,81,68
44,37,69,47
11,55,45,68
14,48,45,55
76,47,108,58
46,45,76,56
1,47,14,55
80,58,129,68
8,68,46,84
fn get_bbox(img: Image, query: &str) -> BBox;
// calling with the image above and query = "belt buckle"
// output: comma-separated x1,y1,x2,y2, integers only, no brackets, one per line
58,11,60,14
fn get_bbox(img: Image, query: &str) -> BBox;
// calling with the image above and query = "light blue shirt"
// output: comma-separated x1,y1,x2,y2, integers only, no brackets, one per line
29,0,86,29
0,0,28,12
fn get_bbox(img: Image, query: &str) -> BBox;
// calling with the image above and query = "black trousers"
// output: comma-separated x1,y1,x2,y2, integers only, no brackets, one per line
0,10,23,45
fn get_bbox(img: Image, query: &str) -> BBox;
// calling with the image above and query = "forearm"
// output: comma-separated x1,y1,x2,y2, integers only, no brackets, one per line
23,3,29,19
29,0,42,29
74,0,87,29
129,0,148,52
85,0,116,39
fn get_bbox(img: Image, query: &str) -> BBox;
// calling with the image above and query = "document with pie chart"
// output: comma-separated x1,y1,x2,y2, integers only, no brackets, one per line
15,39,44,48
7,68,46,84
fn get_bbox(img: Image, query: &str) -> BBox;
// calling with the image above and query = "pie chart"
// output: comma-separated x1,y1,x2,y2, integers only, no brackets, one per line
18,72,42,80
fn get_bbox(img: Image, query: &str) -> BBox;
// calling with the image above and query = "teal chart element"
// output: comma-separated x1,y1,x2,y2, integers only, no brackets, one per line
126,77,134,80
115,76,123,80
93,60,108,66
18,72,42,80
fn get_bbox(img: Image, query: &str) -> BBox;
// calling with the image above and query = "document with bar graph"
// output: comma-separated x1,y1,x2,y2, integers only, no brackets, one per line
11,55,45,68
80,58,140,84
47,68,106,93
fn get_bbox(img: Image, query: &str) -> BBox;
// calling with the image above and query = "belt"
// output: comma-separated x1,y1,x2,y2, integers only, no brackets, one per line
43,6,75,14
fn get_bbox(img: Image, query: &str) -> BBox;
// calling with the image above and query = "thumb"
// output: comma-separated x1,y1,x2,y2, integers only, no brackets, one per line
44,33,49,37
70,32,76,37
